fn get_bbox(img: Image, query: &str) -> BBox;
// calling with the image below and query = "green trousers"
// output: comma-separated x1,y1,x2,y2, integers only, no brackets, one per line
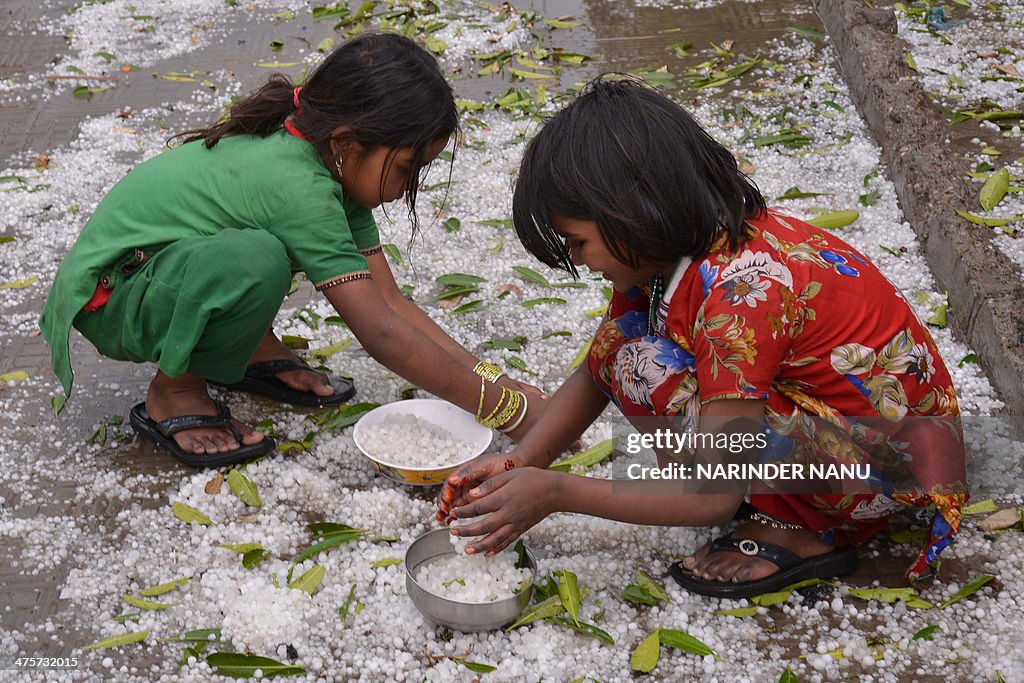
73,229,292,384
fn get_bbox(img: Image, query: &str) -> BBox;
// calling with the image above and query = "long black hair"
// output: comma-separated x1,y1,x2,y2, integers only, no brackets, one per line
512,76,766,276
179,33,459,227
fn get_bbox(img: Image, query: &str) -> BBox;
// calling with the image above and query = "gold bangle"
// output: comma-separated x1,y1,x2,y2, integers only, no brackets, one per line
479,386,511,426
476,376,487,420
488,390,521,430
499,394,529,434
473,361,505,383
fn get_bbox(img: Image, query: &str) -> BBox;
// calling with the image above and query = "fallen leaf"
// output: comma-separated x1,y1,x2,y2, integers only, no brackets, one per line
35,155,51,170
977,507,1022,532
497,284,523,297
437,294,466,310
739,161,757,174
994,64,1021,77
977,51,999,59
204,473,224,495
721,39,735,51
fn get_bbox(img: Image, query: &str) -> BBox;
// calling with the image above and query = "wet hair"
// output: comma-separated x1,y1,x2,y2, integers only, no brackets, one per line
512,76,766,276
178,32,459,227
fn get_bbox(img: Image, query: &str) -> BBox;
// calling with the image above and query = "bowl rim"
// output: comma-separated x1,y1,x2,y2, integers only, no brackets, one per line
353,399,492,472
405,528,537,607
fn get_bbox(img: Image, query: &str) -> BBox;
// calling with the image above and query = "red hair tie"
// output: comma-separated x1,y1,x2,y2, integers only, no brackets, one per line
292,86,302,110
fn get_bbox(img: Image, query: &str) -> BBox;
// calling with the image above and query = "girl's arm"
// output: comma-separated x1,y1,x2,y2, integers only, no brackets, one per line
449,398,761,555
323,278,509,418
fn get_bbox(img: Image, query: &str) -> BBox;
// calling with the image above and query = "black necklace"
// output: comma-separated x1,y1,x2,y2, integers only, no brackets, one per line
647,273,665,337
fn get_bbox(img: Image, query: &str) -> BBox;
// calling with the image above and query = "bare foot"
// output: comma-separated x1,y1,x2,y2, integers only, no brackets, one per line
247,330,336,398
146,371,264,455
681,520,835,584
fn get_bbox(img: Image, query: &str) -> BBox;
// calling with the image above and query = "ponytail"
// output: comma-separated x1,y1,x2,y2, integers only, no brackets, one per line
175,74,296,148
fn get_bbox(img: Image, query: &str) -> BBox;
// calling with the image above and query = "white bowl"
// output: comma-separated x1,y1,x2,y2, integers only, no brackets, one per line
352,399,492,486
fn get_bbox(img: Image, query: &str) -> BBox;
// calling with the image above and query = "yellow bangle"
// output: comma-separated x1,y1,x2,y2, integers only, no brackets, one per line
499,394,528,434
473,361,505,383
488,389,522,430
479,386,511,427
476,376,487,420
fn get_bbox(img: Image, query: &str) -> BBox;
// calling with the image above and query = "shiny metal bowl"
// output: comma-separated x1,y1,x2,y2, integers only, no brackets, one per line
405,528,537,632
352,399,492,486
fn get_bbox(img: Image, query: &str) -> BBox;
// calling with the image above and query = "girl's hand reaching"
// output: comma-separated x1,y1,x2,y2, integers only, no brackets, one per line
437,452,527,522
445,467,561,556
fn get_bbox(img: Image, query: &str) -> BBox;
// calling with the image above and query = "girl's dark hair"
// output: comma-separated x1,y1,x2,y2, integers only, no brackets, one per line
512,76,766,276
179,33,459,226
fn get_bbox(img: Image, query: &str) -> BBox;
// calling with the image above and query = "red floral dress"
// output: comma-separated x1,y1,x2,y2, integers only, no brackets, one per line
587,211,965,581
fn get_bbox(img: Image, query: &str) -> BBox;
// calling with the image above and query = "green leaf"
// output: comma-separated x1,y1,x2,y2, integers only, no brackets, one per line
806,210,859,229
778,665,800,682
422,284,479,304
912,624,938,641
139,576,190,597
544,18,581,28
82,630,148,650
548,617,615,644
206,652,306,678
775,186,830,200
954,208,1016,227
630,628,661,673
172,501,214,526
555,570,582,626
569,338,593,370
715,606,759,618
940,575,994,608
636,570,670,602
111,613,141,623
370,557,402,568
452,300,484,315
161,628,222,643
927,303,948,328
0,370,29,383
549,438,616,472
521,297,566,308
220,543,263,554
0,276,39,289
660,628,720,659
289,531,365,580
381,243,403,265
454,659,497,673
787,26,826,41
312,403,378,431
339,583,357,624
51,394,67,417
226,469,261,507
316,37,335,52
484,336,528,351
308,522,367,538
622,584,659,606
958,353,980,368
242,548,272,569
980,167,1010,211
475,218,513,228
513,265,552,287
309,339,352,359
848,587,921,604
122,594,177,610
436,273,487,287
289,565,326,594
505,594,567,630
507,355,537,376
442,217,461,232
0,236,15,244
964,499,999,515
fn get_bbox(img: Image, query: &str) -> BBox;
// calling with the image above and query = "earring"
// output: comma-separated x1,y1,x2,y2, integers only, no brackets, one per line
334,155,344,181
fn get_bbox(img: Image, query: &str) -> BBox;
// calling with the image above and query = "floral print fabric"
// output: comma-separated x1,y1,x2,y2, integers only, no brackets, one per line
587,211,965,582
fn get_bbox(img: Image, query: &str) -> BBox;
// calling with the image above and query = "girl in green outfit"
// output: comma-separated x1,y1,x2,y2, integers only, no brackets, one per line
41,33,540,467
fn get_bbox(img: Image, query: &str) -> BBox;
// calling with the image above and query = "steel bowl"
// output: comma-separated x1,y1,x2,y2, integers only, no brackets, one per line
405,528,536,632
352,399,492,486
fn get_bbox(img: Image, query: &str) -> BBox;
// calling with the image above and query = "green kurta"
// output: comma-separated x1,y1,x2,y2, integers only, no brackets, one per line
40,129,379,397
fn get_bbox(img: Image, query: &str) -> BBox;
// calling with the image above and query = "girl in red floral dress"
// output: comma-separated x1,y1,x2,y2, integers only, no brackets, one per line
438,77,965,598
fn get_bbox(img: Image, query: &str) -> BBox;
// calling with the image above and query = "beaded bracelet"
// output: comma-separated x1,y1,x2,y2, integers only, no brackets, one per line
489,390,521,430
472,361,506,384
498,394,529,434
479,385,512,427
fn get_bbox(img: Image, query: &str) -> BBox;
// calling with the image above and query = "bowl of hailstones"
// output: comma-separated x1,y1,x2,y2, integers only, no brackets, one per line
404,524,537,631
352,399,492,485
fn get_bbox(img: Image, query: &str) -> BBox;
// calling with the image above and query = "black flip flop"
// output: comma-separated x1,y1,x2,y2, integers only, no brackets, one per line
668,536,857,599
129,402,276,468
210,359,356,408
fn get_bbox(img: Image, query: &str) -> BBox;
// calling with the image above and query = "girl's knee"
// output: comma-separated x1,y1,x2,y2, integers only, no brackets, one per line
208,230,291,297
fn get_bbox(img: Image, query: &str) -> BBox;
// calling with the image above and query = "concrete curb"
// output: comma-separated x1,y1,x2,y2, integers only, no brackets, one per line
815,0,1024,413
